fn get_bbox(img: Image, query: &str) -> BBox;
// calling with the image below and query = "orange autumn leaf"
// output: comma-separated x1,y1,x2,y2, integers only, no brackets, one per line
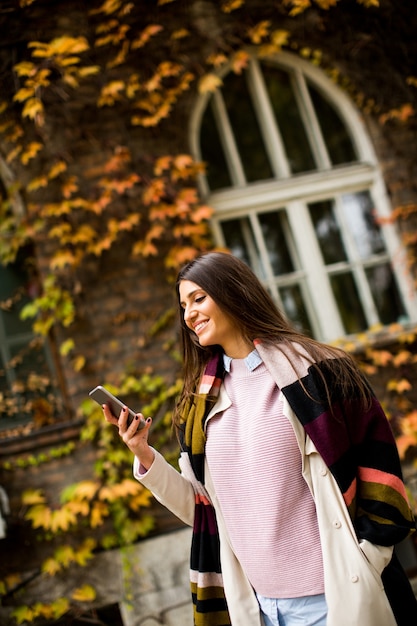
395,434,417,459
386,378,412,393
190,204,214,222
248,20,271,44
143,178,166,205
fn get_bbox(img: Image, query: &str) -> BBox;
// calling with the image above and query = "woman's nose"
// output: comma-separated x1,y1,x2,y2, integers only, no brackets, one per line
184,304,196,324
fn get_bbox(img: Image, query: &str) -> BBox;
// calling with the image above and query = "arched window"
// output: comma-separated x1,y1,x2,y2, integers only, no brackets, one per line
0,160,60,432
190,52,417,340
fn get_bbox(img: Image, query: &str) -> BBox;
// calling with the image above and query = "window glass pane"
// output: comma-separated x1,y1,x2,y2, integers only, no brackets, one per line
0,252,60,431
280,284,313,336
220,217,266,279
365,263,407,324
329,272,368,333
308,200,347,264
221,218,252,266
258,210,294,275
308,83,357,165
200,101,232,191
262,64,316,174
341,191,386,258
222,72,273,182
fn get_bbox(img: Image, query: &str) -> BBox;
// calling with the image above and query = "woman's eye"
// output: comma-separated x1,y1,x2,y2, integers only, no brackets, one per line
195,295,205,303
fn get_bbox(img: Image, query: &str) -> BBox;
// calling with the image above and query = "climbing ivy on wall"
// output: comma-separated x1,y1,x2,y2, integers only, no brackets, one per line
0,0,417,622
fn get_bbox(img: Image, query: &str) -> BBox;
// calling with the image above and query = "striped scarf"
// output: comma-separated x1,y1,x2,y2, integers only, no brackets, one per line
179,352,230,626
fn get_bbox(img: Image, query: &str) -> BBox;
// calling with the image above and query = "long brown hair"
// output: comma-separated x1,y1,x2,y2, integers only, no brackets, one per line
173,251,371,428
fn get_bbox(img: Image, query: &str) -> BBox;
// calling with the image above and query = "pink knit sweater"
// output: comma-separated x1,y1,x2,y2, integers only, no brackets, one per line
206,357,324,598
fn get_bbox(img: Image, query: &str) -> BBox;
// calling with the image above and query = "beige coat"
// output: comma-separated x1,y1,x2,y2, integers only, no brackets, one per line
134,382,396,626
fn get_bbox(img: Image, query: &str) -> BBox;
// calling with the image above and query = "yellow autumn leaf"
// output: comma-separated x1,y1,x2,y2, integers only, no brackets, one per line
129,489,153,511
198,73,223,94
13,61,36,76
25,504,52,529
98,80,125,106
386,378,412,394
66,500,90,517
72,354,86,372
22,97,44,120
271,29,290,48
22,489,46,505
248,20,271,44
27,175,49,192
62,73,79,88
29,36,89,57
73,480,99,500
50,250,77,269
72,585,96,603
393,351,412,366
41,557,62,576
21,141,43,165
55,544,76,567
73,538,97,566
13,87,35,103
78,65,100,77
6,145,22,163
90,501,109,527
221,0,244,12
50,597,70,619
50,507,77,532
132,240,158,257
283,0,311,16
48,160,67,179
206,52,228,67
171,28,189,40
59,56,82,67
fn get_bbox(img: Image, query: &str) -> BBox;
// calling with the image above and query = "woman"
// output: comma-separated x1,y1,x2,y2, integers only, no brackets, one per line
103,251,417,626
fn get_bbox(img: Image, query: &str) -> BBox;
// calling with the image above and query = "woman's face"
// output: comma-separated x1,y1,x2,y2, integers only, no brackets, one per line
179,280,251,358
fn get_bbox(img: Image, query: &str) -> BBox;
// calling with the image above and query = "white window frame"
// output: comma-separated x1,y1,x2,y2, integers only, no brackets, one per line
189,51,417,341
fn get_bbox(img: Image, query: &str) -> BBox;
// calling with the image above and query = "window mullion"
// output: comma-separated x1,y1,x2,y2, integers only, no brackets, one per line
248,212,281,302
333,196,381,325
292,68,331,170
212,90,246,186
286,201,345,339
247,59,291,178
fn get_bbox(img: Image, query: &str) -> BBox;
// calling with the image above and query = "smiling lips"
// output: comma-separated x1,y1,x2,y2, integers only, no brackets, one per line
193,320,209,335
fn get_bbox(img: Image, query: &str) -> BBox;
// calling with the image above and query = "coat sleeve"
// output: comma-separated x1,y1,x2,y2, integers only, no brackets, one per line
281,358,416,546
133,448,196,527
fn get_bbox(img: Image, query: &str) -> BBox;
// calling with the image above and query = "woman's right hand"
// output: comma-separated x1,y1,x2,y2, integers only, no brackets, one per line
102,404,155,471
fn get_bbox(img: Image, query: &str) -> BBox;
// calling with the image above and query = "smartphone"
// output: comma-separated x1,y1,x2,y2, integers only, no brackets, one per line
89,385,146,430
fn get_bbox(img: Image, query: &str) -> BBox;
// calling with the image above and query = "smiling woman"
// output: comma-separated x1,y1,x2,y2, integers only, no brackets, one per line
105,251,417,626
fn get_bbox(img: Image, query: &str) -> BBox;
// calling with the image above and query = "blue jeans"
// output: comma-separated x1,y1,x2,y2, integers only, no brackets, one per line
256,593,327,626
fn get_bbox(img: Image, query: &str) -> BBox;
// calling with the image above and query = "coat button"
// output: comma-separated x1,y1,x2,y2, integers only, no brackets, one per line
351,575,359,583
320,467,327,476
332,520,341,528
